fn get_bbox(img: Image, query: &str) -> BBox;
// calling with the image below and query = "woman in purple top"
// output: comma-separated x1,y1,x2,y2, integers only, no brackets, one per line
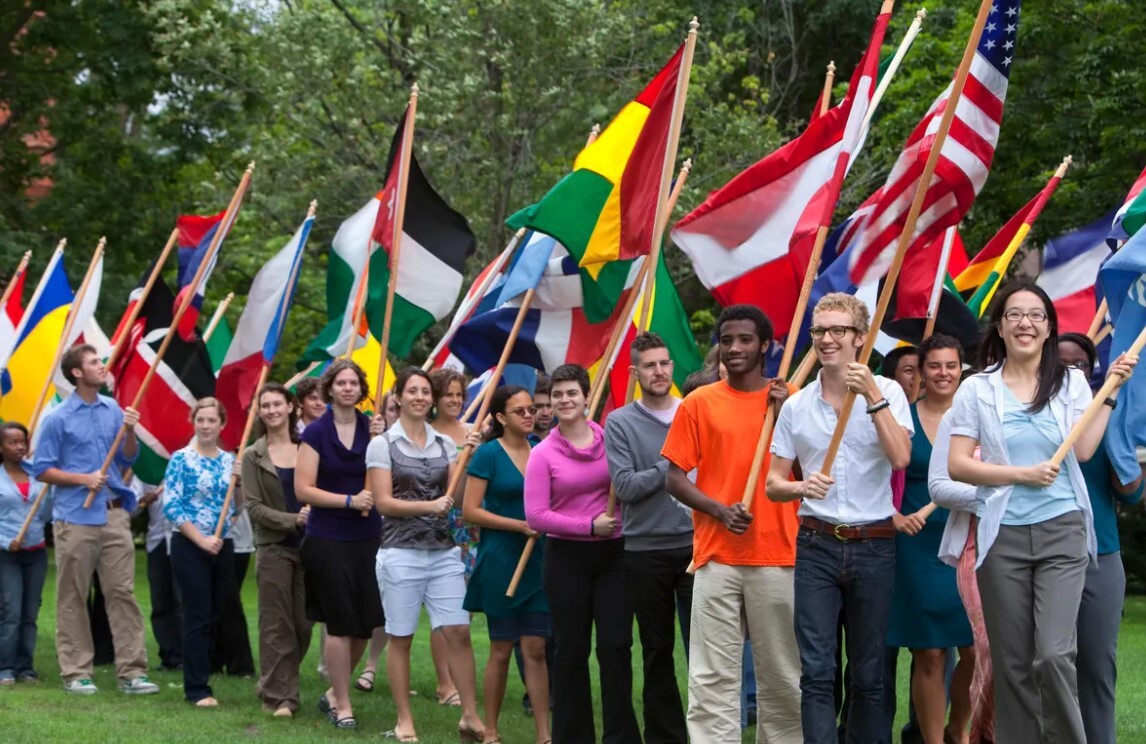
295,359,383,730
523,364,639,744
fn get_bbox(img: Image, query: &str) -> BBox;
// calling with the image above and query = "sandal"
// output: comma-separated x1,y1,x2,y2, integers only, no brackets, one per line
355,669,376,693
458,723,484,743
318,693,333,717
384,729,419,742
331,715,358,730
436,690,462,707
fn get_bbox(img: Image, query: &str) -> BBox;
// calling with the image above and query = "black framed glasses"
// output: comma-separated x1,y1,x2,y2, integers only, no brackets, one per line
1002,308,1047,323
507,406,538,417
809,325,860,340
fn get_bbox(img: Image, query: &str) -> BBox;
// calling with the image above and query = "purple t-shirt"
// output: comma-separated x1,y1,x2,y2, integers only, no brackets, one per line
299,409,381,542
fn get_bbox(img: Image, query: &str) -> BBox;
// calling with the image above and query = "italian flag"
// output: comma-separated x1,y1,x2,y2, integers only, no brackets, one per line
303,108,476,364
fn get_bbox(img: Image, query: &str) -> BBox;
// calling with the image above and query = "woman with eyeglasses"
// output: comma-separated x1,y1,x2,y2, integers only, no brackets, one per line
462,385,551,744
946,281,1137,743
1057,332,1144,744
525,364,640,744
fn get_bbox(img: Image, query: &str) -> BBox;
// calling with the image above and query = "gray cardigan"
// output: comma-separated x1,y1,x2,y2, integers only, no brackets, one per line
242,437,304,547
604,402,693,551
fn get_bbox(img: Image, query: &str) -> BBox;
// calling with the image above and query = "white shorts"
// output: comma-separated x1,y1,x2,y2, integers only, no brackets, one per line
379,546,470,636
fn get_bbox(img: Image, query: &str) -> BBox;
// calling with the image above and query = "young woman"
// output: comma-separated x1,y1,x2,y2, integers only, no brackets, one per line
244,383,312,717
524,364,640,744
380,392,400,429
296,359,383,730
462,385,551,744
0,422,49,685
947,281,1137,743
886,334,975,744
369,367,484,743
1058,333,1145,744
163,398,238,707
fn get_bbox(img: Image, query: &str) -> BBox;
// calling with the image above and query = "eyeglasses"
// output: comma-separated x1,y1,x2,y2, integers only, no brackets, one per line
809,325,859,340
1002,309,1047,323
507,406,538,417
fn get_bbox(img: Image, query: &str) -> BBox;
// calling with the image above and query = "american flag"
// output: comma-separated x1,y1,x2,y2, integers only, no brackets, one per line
846,0,1021,285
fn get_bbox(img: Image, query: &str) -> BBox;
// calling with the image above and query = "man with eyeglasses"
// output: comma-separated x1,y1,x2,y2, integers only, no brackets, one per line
603,332,694,743
765,292,913,744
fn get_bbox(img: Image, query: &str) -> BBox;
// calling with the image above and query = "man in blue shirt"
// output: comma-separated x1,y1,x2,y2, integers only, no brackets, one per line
33,344,158,696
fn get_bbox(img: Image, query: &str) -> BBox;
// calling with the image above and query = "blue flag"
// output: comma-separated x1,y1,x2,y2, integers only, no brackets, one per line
1098,229,1146,484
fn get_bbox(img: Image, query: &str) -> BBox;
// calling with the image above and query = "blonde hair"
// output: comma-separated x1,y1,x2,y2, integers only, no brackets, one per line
189,397,228,425
813,292,870,334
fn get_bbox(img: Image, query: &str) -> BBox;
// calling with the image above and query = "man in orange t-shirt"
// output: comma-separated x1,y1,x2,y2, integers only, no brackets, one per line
662,304,801,744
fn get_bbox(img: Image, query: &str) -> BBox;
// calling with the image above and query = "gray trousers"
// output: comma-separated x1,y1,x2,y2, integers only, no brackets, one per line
976,510,1088,744
1077,551,1125,744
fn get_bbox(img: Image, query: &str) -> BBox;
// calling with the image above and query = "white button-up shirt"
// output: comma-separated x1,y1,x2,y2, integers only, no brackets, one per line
772,373,912,525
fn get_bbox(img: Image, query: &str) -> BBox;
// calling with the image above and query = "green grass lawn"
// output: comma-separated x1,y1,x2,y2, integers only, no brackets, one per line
1,552,1145,742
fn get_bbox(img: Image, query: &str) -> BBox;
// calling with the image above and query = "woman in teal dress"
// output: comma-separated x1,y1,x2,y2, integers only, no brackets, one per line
462,385,551,744
887,335,975,744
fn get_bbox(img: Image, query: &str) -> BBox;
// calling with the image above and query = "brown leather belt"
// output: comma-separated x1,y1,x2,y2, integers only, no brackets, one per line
799,516,895,541
108,498,123,510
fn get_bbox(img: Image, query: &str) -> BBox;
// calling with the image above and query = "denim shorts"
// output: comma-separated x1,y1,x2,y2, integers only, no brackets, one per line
486,612,552,642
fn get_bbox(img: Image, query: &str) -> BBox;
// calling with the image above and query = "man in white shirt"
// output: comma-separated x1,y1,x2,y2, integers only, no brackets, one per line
766,293,912,744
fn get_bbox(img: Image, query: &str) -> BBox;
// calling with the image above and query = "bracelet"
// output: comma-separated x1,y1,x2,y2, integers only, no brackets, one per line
866,398,890,415
1103,396,1118,410
345,494,353,509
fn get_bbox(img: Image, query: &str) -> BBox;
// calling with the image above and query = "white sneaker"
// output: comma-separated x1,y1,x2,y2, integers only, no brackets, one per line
118,676,160,695
64,678,99,695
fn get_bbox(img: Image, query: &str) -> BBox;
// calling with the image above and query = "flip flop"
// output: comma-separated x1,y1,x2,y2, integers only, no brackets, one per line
384,729,419,742
331,715,358,730
436,690,462,707
355,669,376,693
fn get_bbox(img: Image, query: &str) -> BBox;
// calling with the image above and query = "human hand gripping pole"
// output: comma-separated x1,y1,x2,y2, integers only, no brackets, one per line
83,163,255,508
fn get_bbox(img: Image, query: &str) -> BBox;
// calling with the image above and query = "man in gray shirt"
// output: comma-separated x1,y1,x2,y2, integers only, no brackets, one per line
604,332,693,744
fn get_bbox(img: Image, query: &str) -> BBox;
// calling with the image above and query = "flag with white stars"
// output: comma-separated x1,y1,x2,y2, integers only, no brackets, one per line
846,0,1022,285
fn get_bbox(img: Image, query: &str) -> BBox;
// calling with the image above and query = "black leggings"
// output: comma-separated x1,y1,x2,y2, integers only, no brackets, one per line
543,537,640,744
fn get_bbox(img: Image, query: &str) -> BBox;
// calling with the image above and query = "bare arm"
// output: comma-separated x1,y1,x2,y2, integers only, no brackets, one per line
369,465,442,518
462,476,532,534
295,443,371,510
666,464,751,534
948,435,1043,487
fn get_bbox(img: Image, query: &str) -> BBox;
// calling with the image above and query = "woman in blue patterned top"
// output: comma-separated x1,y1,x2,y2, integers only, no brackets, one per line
163,397,238,708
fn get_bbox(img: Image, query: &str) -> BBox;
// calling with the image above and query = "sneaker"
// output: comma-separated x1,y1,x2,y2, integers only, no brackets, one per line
0,677,15,687
16,671,39,683
64,678,99,695
119,676,160,695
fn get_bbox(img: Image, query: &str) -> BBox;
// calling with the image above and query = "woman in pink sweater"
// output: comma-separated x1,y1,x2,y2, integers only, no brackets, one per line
524,364,640,744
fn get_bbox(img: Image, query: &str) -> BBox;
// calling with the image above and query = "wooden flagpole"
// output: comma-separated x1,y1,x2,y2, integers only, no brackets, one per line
861,6,926,136
0,251,31,311
1094,324,1113,345
1087,299,1109,340
373,84,420,410
202,292,234,343
4,240,66,375
819,0,995,478
105,228,179,372
214,200,316,537
922,225,959,340
285,361,322,389
1051,324,1146,466
29,238,105,438
84,162,255,508
816,61,836,118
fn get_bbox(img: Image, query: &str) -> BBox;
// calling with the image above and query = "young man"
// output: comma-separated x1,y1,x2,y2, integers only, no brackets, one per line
32,345,158,695
881,345,920,404
531,375,554,440
663,305,802,744
766,293,912,744
295,377,326,433
604,332,694,744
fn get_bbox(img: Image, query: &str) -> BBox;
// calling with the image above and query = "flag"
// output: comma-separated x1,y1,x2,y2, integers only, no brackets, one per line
206,318,232,373
892,227,969,320
349,333,397,408
1037,212,1116,334
1098,228,1146,484
110,277,216,484
45,252,104,398
847,1,1022,285
1109,163,1146,247
449,244,644,374
0,250,74,425
606,258,703,408
507,45,685,273
216,215,313,449
174,211,230,341
671,4,891,337
303,109,475,363
0,264,27,396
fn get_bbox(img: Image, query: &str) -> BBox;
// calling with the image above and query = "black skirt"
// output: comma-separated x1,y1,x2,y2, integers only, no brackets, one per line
301,536,384,638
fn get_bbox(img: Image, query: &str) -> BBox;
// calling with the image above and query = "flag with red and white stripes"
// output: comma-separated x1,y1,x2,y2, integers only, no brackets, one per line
846,1,1022,285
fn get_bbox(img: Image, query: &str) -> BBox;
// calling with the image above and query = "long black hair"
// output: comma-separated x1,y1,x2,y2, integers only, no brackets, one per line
977,280,1066,413
485,385,529,442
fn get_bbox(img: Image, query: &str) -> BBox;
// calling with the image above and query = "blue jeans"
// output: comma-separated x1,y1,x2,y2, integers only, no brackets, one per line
0,548,49,680
794,527,895,744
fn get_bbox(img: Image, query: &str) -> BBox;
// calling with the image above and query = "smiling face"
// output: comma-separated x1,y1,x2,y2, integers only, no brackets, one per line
811,309,863,370
301,390,326,423
892,353,921,402
920,348,961,401
633,346,674,398
399,374,434,421
718,319,764,377
498,391,536,437
999,290,1050,361
437,379,465,420
193,404,223,447
258,390,292,432
550,380,586,425
1,426,28,465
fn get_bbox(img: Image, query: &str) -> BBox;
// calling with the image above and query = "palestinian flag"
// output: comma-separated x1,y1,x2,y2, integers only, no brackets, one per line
110,276,215,484
507,45,685,274
302,107,476,364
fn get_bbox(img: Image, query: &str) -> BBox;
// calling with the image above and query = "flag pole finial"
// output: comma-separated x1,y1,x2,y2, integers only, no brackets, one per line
1055,155,1073,178
308,199,318,217
96,236,107,251
411,82,420,96
682,157,693,174
689,16,699,32
916,7,928,22
590,123,601,137
245,161,256,174
22,250,32,260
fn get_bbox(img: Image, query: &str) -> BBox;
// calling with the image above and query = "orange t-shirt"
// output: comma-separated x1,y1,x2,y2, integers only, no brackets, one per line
661,380,799,569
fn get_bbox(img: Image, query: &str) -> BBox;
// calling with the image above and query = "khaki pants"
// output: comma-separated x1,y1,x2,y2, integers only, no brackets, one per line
54,510,148,682
687,561,802,744
255,544,312,710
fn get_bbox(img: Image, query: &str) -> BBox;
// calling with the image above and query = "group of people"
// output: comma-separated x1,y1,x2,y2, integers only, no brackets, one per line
0,278,1141,744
